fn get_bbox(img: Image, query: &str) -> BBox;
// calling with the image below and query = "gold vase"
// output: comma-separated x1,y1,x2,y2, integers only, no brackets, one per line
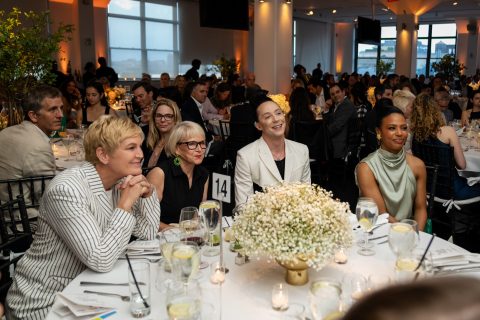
277,257,309,286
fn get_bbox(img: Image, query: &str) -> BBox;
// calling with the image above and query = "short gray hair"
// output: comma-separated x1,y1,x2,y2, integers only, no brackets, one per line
165,121,205,157
23,85,62,120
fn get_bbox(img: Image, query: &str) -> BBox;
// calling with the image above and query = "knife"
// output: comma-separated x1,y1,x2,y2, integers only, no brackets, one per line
80,281,129,286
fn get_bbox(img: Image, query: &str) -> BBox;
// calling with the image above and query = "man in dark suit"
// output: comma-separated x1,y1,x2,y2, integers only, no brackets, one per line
323,83,357,160
181,81,213,142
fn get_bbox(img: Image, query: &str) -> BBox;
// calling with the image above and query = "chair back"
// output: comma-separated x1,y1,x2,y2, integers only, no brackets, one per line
289,120,323,146
219,120,230,142
411,140,455,200
0,175,55,210
425,164,439,220
0,195,33,299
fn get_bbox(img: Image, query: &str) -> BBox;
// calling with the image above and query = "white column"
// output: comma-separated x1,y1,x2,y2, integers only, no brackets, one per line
333,23,355,75
395,14,418,78
456,19,479,76
253,0,292,95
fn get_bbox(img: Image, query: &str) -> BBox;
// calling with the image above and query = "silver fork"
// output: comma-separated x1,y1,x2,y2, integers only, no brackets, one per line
84,290,130,301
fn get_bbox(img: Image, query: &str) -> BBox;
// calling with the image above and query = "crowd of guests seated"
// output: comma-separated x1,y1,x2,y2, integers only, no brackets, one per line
3,57,480,317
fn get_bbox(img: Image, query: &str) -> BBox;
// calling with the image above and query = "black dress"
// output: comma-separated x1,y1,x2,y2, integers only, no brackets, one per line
82,105,110,126
159,159,209,224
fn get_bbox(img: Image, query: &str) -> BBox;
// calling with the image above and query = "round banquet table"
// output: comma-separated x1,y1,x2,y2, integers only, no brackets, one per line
45,225,479,320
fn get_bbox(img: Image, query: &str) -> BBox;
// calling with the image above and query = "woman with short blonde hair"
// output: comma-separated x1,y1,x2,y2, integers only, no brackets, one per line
147,121,209,230
7,116,159,319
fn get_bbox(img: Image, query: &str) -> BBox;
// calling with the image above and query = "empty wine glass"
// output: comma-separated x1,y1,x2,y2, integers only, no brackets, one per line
199,200,221,257
62,133,74,161
355,197,379,256
388,222,417,258
179,207,200,236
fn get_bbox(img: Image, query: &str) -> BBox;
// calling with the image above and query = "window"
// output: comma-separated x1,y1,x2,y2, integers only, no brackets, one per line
108,0,179,79
355,23,457,77
416,23,457,76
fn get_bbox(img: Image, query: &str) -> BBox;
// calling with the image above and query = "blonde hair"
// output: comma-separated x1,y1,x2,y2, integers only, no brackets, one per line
147,98,182,150
393,89,415,114
410,93,446,142
165,121,206,157
84,115,143,165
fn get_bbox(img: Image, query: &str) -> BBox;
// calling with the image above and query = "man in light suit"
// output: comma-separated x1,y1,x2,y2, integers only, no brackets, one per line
0,85,62,210
234,96,311,205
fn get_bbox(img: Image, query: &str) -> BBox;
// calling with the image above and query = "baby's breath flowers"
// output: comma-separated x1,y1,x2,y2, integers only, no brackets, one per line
232,182,353,270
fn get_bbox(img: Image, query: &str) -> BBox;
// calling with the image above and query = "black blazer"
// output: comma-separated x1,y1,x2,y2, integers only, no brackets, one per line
181,97,213,142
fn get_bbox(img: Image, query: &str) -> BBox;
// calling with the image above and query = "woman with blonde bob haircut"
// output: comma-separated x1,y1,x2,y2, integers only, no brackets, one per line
142,97,182,169
6,116,160,319
392,89,416,151
147,121,209,230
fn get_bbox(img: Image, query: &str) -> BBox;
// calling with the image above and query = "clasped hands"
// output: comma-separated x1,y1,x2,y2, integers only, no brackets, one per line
117,174,154,212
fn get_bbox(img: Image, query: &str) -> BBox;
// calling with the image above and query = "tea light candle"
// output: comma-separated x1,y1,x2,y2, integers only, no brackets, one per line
351,291,364,301
272,283,289,311
334,248,348,264
210,269,225,284
210,262,226,284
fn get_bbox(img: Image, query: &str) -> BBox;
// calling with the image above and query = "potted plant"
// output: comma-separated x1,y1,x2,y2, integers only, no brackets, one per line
211,54,239,80
376,59,393,76
431,54,466,79
0,8,73,129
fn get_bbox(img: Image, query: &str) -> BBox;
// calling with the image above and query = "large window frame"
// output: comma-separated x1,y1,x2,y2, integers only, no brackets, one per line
354,23,457,77
107,0,179,79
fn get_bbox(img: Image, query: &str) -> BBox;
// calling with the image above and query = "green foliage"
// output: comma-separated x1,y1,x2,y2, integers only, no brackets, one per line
0,7,73,125
431,54,465,78
211,54,239,80
376,59,393,76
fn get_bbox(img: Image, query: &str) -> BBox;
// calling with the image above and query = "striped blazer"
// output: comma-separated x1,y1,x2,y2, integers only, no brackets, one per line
6,162,160,319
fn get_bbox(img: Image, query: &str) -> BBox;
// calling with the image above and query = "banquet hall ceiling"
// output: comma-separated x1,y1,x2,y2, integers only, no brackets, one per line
292,0,480,23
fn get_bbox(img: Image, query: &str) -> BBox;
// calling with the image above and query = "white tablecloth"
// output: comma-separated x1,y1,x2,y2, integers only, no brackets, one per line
51,139,84,171
45,225,479,320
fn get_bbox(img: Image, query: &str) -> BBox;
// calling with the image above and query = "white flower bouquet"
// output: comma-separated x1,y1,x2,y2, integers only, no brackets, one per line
231,182,353,270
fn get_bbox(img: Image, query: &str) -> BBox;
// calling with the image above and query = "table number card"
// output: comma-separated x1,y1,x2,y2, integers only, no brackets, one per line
212,172,231,203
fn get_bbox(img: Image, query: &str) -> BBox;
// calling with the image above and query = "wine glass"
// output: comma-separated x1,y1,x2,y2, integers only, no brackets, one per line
62,133,74,161
170,241,200,284
179,207,209,269
199,200,221,257
158,227,185,272
388,222,417,258
355,197,379,256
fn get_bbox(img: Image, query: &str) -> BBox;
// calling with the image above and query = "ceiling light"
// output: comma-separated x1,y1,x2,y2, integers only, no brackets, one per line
382,7,389,12
389,16,393,20
453,1,458,5
332,9,337,14
285,0,291,3
306,10,314,16
354,18,358,22
259,0,265,3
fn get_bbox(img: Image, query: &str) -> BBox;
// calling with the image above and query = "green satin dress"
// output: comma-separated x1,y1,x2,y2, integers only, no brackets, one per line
359,147,416,220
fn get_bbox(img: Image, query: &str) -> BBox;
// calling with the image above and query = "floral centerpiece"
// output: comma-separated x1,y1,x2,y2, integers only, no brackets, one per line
105,86,127,108
231,182,353,285
468,81,479,91
211,54,239,80
268,93,290,114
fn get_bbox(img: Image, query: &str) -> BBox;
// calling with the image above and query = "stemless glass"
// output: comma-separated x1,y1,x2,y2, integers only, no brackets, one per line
199,200,221,257
309,279,342,320
166,280,202,320
62,134,74,161
388,222,417,257
171,241,200,284
355,197,379,256
400,219,419,247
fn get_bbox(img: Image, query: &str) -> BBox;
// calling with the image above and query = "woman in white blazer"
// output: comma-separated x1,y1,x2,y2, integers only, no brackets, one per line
234,96,311,205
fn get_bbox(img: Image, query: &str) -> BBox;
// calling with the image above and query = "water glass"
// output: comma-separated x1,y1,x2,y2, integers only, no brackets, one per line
388,222,417,257
158,227,185,272
199,200,221,257
309,279,342,320
171,241,200,283
128,261,151,318
355,197,379,256
395,249,433,282
166,280,202,320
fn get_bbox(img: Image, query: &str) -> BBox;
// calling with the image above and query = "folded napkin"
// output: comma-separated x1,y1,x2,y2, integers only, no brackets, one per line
126,240,160,256
54,292,115,318
431,246,480,269
456,127,465,136
467,176,480,186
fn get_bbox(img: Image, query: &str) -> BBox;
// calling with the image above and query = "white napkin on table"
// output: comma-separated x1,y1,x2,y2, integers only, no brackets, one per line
126,240,160,256
54,293,114,317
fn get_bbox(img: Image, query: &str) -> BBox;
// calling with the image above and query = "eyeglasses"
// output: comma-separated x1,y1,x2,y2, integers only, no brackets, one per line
155,113,175,121
177,141,207,150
